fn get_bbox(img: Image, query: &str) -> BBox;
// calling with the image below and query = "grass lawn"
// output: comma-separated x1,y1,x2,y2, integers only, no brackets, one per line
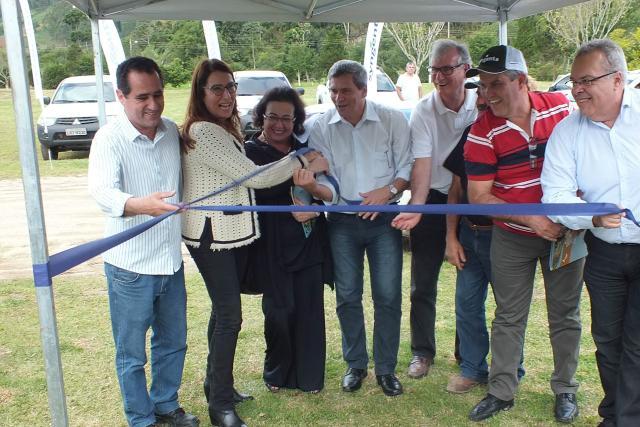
1,257,602,426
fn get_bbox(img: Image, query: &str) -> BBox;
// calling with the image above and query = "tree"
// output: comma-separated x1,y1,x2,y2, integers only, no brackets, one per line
385,22,445,74
316,27,347,76
610,27,640,69
544,0,631,51
0,48,10,88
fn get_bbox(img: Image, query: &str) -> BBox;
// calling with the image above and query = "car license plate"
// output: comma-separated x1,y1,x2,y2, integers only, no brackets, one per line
66,128,87,136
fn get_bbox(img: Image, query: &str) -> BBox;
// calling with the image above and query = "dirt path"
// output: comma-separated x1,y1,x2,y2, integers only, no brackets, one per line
0,175,193,281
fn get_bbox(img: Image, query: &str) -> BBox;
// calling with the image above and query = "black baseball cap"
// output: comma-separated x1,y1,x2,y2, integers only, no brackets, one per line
466,45,528,78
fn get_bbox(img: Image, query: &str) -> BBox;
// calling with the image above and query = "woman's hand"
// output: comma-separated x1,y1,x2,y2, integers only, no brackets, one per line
293,169,317,192
307,156,329,173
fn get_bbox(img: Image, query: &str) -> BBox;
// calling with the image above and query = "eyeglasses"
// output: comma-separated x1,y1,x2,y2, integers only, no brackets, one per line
428,63,464,76
263,114,295,124
205,82,238,96
567,71,617,89
527,137,546,170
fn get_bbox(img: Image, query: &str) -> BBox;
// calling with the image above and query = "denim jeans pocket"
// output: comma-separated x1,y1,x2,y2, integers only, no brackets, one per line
110,266,140,285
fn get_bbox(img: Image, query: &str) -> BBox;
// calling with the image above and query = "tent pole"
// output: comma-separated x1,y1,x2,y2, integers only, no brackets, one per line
498,7,508,45
91,17,107,126
0,0,68,425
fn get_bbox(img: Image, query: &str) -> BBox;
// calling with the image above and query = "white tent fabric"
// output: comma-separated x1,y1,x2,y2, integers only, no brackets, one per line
65,0,588,23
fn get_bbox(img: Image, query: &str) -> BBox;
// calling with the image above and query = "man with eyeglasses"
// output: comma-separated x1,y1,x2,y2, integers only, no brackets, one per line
541,39,640,427
392,39,478,381
463,45,583,423
309,60,412,397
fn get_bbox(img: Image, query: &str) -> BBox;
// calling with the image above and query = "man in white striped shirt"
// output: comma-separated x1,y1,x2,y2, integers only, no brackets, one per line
88,57,198,427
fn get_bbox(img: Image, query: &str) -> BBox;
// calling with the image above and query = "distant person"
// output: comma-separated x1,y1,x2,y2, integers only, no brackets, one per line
244,86,332,394
392,39,478,380
542,38,640,427
464,45,582,423
395,61,423,102
180,58,327,427
309,60,412,397
88,56,199,427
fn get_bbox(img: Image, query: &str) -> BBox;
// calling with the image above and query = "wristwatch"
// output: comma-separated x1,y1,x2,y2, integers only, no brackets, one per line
388,184,399,198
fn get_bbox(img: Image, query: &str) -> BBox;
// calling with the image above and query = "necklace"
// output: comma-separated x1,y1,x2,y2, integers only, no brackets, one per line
259,132,292,154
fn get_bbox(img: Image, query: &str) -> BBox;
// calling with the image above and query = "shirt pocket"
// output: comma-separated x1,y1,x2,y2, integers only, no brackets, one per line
373,149,393,178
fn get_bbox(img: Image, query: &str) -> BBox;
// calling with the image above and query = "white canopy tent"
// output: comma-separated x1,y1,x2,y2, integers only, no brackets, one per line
64,0,581,23
1,0,590,425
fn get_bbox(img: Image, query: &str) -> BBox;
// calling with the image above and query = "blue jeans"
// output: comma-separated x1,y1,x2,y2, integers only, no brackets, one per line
456,222,525,382
455,222,492,382
105,263,187,427
327,212,402,375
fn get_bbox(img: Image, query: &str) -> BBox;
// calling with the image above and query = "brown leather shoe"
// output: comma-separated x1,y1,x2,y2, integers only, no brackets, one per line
407,356,432,379
446,374,482,394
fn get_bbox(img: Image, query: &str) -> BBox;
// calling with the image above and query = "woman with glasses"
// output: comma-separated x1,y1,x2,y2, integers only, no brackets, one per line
244,86,333,395
181,59,327,427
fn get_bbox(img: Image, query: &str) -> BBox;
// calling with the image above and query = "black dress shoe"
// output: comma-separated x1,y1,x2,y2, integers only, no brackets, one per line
210,408,247,427
342,368,367,392
155,408,200,426
233,388,254,404
376,374,403,397
555,393,578,423
469,394,514,422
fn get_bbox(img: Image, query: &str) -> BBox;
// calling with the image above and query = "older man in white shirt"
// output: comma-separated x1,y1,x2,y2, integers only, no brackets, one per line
392,40,478,380
542,39,640,427
308,60,411,397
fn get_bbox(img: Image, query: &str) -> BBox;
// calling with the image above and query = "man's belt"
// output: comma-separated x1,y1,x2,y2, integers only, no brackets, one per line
461,216,493,231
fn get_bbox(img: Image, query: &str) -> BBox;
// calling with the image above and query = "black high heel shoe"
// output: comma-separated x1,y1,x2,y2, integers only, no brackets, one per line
210,408,247,427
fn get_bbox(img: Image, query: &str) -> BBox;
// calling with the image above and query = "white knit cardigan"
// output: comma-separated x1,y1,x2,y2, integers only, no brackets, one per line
182,121,304,250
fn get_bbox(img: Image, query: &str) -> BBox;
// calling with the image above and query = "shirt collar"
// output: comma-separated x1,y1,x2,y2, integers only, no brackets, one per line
434,89,477,115
118,114,166,143
328,100,380,126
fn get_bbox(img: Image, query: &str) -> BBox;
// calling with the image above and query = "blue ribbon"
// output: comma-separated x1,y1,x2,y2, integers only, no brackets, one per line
33,146,639,286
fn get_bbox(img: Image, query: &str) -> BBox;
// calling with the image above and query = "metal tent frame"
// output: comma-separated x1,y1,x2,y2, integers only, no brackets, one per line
0,0,589,425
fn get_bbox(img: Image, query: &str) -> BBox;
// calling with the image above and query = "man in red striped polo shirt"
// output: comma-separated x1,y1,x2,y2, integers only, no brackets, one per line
463,45,583,423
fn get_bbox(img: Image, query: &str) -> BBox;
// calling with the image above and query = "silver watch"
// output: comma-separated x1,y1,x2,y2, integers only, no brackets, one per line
388,184,399,197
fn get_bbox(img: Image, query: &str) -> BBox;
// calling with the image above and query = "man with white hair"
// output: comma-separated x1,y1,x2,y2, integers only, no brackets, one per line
392,39,478,381
542,39,640,427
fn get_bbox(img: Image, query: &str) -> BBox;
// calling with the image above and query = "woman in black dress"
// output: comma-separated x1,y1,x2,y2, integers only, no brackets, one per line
244,86,332,394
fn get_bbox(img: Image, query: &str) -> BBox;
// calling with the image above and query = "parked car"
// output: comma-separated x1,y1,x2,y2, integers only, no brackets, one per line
36,75,121,160
315,68,402,106
234,70,304,137
548,70,640,107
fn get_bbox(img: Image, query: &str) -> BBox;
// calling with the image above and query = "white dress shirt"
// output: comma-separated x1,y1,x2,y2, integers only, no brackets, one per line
88,115,183,274
309,100,412,205
541,88,640,244
410,89,478,194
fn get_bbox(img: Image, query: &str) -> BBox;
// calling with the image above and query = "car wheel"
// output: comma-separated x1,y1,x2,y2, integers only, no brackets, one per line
41,144,58,160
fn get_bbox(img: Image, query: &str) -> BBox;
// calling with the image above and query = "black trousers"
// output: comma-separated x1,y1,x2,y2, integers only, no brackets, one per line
187,243,247,416
262,265,326,392
584,232,640,426
409,189,448,360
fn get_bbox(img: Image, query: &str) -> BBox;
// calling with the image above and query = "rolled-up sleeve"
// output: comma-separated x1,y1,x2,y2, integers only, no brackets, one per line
88,130,132,217
309,120,338,204
390,111,412,181
409,104,432,159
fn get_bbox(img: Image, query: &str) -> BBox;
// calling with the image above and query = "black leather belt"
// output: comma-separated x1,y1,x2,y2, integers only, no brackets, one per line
461,216,493,231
